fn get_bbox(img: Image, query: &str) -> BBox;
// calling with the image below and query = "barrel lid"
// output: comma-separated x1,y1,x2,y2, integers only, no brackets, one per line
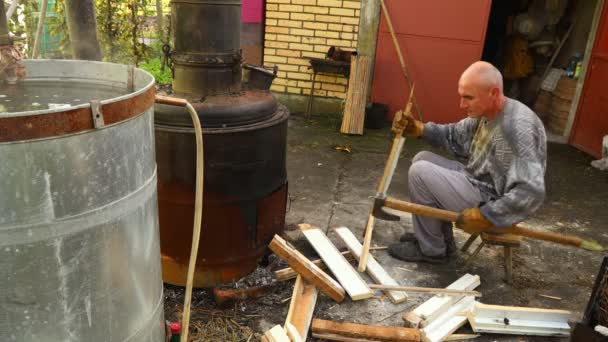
154,90,278,128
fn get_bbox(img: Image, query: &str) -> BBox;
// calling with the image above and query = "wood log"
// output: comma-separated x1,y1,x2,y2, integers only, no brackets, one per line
312,319,421,342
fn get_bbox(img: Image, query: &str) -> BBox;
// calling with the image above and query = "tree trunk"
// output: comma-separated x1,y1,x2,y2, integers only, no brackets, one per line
65,0,102,60
32,0,49,58
156,0,164,40
6,0,19,21
0,0,10,45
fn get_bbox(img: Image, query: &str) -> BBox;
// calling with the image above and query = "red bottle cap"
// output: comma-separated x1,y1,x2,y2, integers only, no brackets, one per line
170,322,182,334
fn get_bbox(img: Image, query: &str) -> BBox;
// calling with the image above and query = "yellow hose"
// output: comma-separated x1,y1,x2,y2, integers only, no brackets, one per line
154,95,204,342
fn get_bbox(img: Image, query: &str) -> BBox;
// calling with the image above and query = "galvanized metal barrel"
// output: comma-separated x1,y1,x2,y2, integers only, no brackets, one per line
0,60,164,341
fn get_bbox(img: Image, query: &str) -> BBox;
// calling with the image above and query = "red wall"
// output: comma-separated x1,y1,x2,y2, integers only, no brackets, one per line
242,0,263,23
371,0,491,123
570,0,608,158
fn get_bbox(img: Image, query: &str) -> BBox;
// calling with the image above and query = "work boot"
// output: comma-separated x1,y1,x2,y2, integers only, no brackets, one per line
399,232,457,256
388,240,447,264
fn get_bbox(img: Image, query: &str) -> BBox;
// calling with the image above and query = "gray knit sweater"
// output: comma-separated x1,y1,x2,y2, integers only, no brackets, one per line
422,98,547,228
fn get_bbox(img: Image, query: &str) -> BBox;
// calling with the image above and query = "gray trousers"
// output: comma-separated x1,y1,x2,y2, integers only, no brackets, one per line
409,151,483,257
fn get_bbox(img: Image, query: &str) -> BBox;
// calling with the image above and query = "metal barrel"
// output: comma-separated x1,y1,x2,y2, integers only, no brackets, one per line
0,60,164,341
155,101,289,287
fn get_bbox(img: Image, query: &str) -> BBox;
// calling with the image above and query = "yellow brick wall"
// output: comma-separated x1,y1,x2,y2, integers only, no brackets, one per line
264,0,361,99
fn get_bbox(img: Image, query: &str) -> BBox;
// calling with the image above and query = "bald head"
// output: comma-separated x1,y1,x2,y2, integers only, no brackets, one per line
460,61,503,93
458,61,506,118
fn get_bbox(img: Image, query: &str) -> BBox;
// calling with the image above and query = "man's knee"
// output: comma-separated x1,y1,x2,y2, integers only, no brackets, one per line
412,151,436,164
409,160,436,185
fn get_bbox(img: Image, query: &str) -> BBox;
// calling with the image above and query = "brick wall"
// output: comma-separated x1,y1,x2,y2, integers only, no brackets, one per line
264,0,361,99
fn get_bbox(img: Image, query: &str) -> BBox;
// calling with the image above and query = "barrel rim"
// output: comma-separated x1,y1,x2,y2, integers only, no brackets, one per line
0,59,156,142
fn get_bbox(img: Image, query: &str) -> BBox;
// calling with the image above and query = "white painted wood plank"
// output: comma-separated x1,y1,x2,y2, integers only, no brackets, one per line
473,303,572,322
301,226,374,300
414,274,480,325
421,296,476,342
334,226,407,303
469,302,571,337
285,323,304,342
265,325,291,342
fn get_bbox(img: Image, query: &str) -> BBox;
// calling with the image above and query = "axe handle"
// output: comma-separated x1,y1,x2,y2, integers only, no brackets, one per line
385,197,459,221
384,197,585,248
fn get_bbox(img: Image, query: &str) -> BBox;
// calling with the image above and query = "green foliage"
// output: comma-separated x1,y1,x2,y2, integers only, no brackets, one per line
139,57,172,85
41,0,167,65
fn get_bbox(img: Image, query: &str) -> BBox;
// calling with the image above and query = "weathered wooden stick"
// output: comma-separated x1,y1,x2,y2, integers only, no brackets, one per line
368,284,481,297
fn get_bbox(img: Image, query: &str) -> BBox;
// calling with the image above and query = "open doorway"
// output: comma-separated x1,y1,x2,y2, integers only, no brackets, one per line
481,0,599,141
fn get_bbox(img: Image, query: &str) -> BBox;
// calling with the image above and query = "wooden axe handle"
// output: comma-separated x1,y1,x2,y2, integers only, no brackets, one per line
384,197,585,248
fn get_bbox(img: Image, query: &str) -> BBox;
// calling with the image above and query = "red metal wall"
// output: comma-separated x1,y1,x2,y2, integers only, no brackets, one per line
371,0,492,123
570,1,608,158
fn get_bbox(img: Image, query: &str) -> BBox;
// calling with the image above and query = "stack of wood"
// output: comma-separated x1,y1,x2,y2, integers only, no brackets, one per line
543,76,577,135
340,55,372,135
262,223,572,342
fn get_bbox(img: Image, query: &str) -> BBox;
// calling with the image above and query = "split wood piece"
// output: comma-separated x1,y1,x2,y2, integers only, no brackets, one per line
268,234,346,302
341,55,372,135
359,85,414,272
284,275,318,341
299,224,374,300
378,0,422,119
444,334,480,341
312,319,421,342
312,332,382,342
403,274,480,328
467,303,572,337
275,251,355,282
264,325,291,342
421,296,476,342
368,284,480,297
285,323,303,342
334,226,407,303
359,214,375,272
275,247,387,281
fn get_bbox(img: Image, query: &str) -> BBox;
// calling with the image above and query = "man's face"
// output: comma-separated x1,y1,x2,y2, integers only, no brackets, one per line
458,78,493,118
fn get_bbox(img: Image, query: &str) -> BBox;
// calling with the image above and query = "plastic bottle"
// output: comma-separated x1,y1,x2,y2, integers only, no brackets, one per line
566,53,583,78
169,322,182,342
574,61,583,79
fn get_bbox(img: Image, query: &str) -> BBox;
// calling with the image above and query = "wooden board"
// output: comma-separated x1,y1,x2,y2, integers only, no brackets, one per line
284,275,318,341
404,274,480,328
268,234,346,302
341,55,372,135
264,325,291,342
300,224,373,300
468,303,571,336
285,323,303,342
421,296,476,342
275,251,356,282
334,226,407,303
312,319,421,342
312,332,382,341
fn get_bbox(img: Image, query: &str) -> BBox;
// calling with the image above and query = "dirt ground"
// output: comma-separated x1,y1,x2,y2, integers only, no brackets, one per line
165,113,608,341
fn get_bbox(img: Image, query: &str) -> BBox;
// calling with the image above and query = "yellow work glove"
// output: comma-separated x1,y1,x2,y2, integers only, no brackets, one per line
392,110,424,138
456,207,493,234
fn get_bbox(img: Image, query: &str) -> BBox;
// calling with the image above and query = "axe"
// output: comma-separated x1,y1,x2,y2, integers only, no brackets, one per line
358,86,416,272
375,196,604,252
